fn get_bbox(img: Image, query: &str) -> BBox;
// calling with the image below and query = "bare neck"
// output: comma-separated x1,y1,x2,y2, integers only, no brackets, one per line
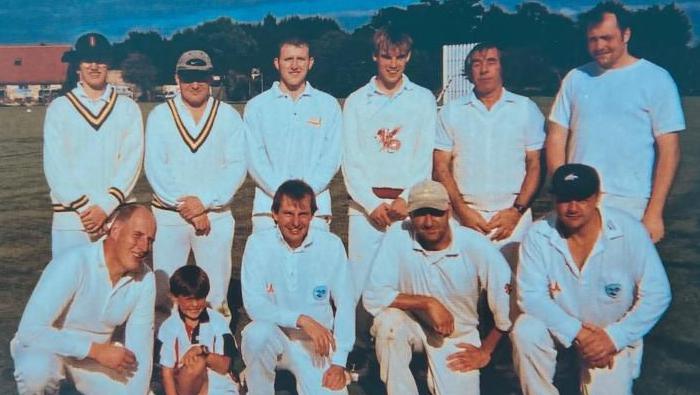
80,82,107,101
476,87,503,110
375,76,403,96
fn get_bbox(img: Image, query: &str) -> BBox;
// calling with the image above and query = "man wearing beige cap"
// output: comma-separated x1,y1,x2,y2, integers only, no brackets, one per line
363,180,512,394
145,50,247,318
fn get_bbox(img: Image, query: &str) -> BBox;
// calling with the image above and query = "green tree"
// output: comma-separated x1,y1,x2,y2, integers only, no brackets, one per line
121,53,158,101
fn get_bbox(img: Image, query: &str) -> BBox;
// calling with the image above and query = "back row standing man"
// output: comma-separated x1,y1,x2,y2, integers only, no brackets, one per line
547,2,685,243
44,33,143,257
245,37,342,232
434,42,544,268
342,27,437,354
145,50,247,317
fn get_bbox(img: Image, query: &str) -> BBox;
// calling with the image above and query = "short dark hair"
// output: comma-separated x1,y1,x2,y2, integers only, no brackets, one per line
464,42,505,82
169,265,210,299
581,1,631,33
373,26,413,55
271,179,318,214
278,37,312,57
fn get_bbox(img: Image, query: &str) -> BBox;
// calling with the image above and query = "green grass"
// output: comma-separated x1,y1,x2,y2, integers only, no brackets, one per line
0,98,698,394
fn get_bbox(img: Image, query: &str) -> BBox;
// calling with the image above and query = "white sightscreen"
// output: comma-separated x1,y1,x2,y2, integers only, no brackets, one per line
440,43,477,105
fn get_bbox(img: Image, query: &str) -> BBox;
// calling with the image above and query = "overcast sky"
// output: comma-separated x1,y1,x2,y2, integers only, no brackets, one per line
2,0,698,44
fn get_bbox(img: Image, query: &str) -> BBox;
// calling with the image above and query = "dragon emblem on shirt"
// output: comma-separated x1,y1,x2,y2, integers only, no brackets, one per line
376,126,402,153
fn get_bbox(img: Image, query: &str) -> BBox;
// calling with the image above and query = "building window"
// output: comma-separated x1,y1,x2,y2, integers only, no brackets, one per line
14,58,22,66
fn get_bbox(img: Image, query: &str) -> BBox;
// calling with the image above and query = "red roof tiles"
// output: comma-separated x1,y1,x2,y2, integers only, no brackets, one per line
0,45,71,84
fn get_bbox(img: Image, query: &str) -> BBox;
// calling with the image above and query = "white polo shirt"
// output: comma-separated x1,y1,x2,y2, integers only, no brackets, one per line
342,76,437,214
241,227,355,366
517,207,672,350
244,82,342,217
159,308,238,393
12,242,155,394
44,83,143,229
550,59,685,199
144,94,247,225
363,221,512,337
435,88,544,210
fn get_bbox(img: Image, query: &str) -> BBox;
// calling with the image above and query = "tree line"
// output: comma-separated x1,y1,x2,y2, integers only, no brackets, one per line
107,0,699,100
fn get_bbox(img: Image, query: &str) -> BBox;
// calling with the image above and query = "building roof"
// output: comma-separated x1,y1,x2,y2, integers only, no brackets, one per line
0,45,71,84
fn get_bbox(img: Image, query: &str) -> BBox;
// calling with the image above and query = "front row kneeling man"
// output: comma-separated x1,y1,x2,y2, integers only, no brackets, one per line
363,180,513,395
12,204,156,395
241,179,355,394
512,164,672,395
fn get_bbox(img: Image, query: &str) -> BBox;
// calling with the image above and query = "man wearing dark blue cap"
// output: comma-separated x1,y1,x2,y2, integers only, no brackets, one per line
511,163,672,394
44,32,144,257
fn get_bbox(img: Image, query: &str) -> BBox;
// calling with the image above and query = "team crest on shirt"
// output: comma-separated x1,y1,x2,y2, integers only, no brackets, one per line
313,285,328,300
604,283,622,299
548,280,562,298
376,126,402,153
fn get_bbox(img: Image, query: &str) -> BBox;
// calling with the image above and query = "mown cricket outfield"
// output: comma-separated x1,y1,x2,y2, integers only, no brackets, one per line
1,98,698,394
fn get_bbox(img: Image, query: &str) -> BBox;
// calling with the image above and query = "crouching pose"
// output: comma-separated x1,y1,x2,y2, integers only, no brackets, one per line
240,180,355,394
511,164,672,394
11,204,156,395
363,180,513,394
158,265,239,395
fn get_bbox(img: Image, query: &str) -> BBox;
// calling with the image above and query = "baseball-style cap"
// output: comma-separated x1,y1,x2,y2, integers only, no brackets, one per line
62,33,112,64
550,163,600,201
176,50,213,72
408,180,450,212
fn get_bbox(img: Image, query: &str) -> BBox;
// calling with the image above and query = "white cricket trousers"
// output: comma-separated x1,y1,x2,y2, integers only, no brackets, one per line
372,308,480,395
50,229,93,258
152,208,234,312
511,314,639,395
347,203,388,300
241,321,348,395
11,339,131,395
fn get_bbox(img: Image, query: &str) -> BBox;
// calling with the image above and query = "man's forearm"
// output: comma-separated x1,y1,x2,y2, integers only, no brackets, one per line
480,328,505,356
545,122,568,176
515,150,542,208
206,354,231,375
390,293,434,312
647,132,680,216
433,150,464,206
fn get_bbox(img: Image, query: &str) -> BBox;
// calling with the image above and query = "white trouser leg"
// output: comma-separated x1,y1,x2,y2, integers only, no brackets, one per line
191,214,234,310
51,229,92,259
152,219,192,312
347,214,386,299
241,321,287,394
580,346,635,395
282,339,348,395
600,194,647,220
510,314,560,395
424,334,480,395
252,215,276,233
65,357,128,395
371,308,424,395
11,339,64,395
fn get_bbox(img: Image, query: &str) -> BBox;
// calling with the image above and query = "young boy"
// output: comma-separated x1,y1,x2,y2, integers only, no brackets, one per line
158,265,239,394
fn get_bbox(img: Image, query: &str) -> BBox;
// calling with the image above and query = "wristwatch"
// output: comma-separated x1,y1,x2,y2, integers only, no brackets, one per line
513,203,527,215
200,345,210,356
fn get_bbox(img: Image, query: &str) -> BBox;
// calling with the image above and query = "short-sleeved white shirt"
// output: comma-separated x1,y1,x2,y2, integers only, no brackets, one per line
435,88,544,207
517,207,671,350
158,308,238,393
549,59,685,198
363,221,512,337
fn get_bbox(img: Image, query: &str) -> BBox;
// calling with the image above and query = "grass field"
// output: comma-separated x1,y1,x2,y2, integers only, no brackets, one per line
0,98,698,394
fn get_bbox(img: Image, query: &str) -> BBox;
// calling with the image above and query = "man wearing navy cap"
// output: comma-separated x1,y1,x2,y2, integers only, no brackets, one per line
44,33,144,257
511,164,672,394
144,50,247,319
